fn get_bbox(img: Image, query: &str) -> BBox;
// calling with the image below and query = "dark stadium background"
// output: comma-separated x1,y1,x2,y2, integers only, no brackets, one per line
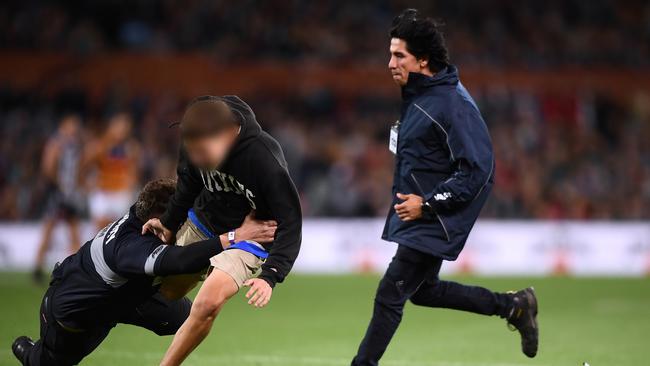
0,1,649,365
1,0,648,220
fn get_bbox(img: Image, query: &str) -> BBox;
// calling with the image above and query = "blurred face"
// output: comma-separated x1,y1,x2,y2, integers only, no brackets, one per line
183,127,239,170
106,113,132,142
59,115,81,139
388,38,432,86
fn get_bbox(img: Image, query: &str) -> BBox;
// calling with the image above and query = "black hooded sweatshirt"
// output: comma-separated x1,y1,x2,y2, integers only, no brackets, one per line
160,95,302,287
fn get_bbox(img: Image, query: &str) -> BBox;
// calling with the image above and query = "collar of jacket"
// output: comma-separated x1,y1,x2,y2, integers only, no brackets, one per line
401,64,459,102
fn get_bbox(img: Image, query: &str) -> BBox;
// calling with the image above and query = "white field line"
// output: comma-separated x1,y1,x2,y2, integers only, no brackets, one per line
0,348,545,366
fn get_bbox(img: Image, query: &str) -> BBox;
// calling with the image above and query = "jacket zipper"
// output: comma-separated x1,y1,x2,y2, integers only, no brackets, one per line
409,171,451,242
435,213,450,242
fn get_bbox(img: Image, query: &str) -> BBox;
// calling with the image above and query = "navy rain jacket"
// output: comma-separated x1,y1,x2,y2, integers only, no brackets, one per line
382,65,494,260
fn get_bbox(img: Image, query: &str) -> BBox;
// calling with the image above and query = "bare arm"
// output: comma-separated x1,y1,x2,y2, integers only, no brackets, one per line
41,140,60,183
160,269,238,366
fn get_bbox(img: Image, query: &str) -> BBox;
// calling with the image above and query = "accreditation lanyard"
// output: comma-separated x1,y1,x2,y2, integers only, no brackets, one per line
389,120,400,154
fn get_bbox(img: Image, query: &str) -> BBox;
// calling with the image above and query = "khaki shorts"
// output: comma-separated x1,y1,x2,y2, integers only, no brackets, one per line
210,249,265,289
176,219,265,288
176,219,209,246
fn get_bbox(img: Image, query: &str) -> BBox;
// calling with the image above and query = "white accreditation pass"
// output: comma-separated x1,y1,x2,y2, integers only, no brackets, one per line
389,120,400,154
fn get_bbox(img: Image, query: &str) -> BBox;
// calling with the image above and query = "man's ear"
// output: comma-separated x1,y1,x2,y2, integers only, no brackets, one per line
419,58,428,70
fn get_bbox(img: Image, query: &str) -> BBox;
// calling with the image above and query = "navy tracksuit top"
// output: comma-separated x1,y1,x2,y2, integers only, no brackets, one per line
382,65,495,260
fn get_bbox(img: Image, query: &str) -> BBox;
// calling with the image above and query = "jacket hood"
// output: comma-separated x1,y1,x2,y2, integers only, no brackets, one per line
219,95,262,153
402,64,459,101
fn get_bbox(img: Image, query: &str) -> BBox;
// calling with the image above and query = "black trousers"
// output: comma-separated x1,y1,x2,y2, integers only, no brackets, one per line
352,245,512,366
26,287,192,366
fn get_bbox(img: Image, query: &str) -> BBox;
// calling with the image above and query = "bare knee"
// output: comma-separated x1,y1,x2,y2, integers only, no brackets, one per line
191,292,228,321
189,269,238,323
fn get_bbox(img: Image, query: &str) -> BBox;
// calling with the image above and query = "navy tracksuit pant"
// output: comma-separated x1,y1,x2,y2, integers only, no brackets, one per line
352,245,512,366
26,286,191,366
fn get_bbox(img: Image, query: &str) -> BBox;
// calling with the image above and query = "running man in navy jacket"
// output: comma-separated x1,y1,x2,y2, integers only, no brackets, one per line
351,10,539,366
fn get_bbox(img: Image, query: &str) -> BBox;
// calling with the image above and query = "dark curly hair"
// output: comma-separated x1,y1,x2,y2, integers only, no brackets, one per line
390,9,449,73
134,178,177,222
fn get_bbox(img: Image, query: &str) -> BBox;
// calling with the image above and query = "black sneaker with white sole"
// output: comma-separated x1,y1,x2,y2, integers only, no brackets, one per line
506,287,539,358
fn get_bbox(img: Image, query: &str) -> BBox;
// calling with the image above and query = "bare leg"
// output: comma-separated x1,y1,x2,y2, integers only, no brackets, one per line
159,274,203,301
66,217,81,255
35,218,56,271
160,269,238,366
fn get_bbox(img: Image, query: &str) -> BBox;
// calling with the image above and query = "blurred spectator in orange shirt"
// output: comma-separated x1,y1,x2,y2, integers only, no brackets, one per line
84,112,141,229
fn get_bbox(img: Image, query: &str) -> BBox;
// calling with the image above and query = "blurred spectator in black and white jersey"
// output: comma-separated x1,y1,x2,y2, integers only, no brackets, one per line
33,114,86,283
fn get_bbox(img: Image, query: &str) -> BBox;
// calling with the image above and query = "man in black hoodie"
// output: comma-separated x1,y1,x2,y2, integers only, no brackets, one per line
141,95,302,365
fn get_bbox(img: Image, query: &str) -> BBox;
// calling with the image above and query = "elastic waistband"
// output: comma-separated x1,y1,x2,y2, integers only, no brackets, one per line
188,209,216,239
228,240,269,259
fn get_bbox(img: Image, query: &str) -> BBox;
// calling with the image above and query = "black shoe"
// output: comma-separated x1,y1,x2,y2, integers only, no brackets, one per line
506,287,539,358
32,268,45,284
12,336,34,365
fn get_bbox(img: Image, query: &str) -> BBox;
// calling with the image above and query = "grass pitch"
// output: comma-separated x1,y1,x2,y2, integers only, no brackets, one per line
1,273,648,366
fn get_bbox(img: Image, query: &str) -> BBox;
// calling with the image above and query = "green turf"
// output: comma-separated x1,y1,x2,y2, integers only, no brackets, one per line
1,273,648,366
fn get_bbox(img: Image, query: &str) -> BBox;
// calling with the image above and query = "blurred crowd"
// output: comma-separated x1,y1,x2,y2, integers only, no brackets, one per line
1,0,649,67
1,85,648,220
1,0,649,221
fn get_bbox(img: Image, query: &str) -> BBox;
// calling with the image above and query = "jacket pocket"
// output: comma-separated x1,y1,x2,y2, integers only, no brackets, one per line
409,170,451,242
434,213,451,242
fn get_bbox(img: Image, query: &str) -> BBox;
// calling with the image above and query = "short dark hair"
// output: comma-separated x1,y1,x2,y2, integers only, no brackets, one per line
180,96,238,140
390,9,449,72
134,178,177,222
